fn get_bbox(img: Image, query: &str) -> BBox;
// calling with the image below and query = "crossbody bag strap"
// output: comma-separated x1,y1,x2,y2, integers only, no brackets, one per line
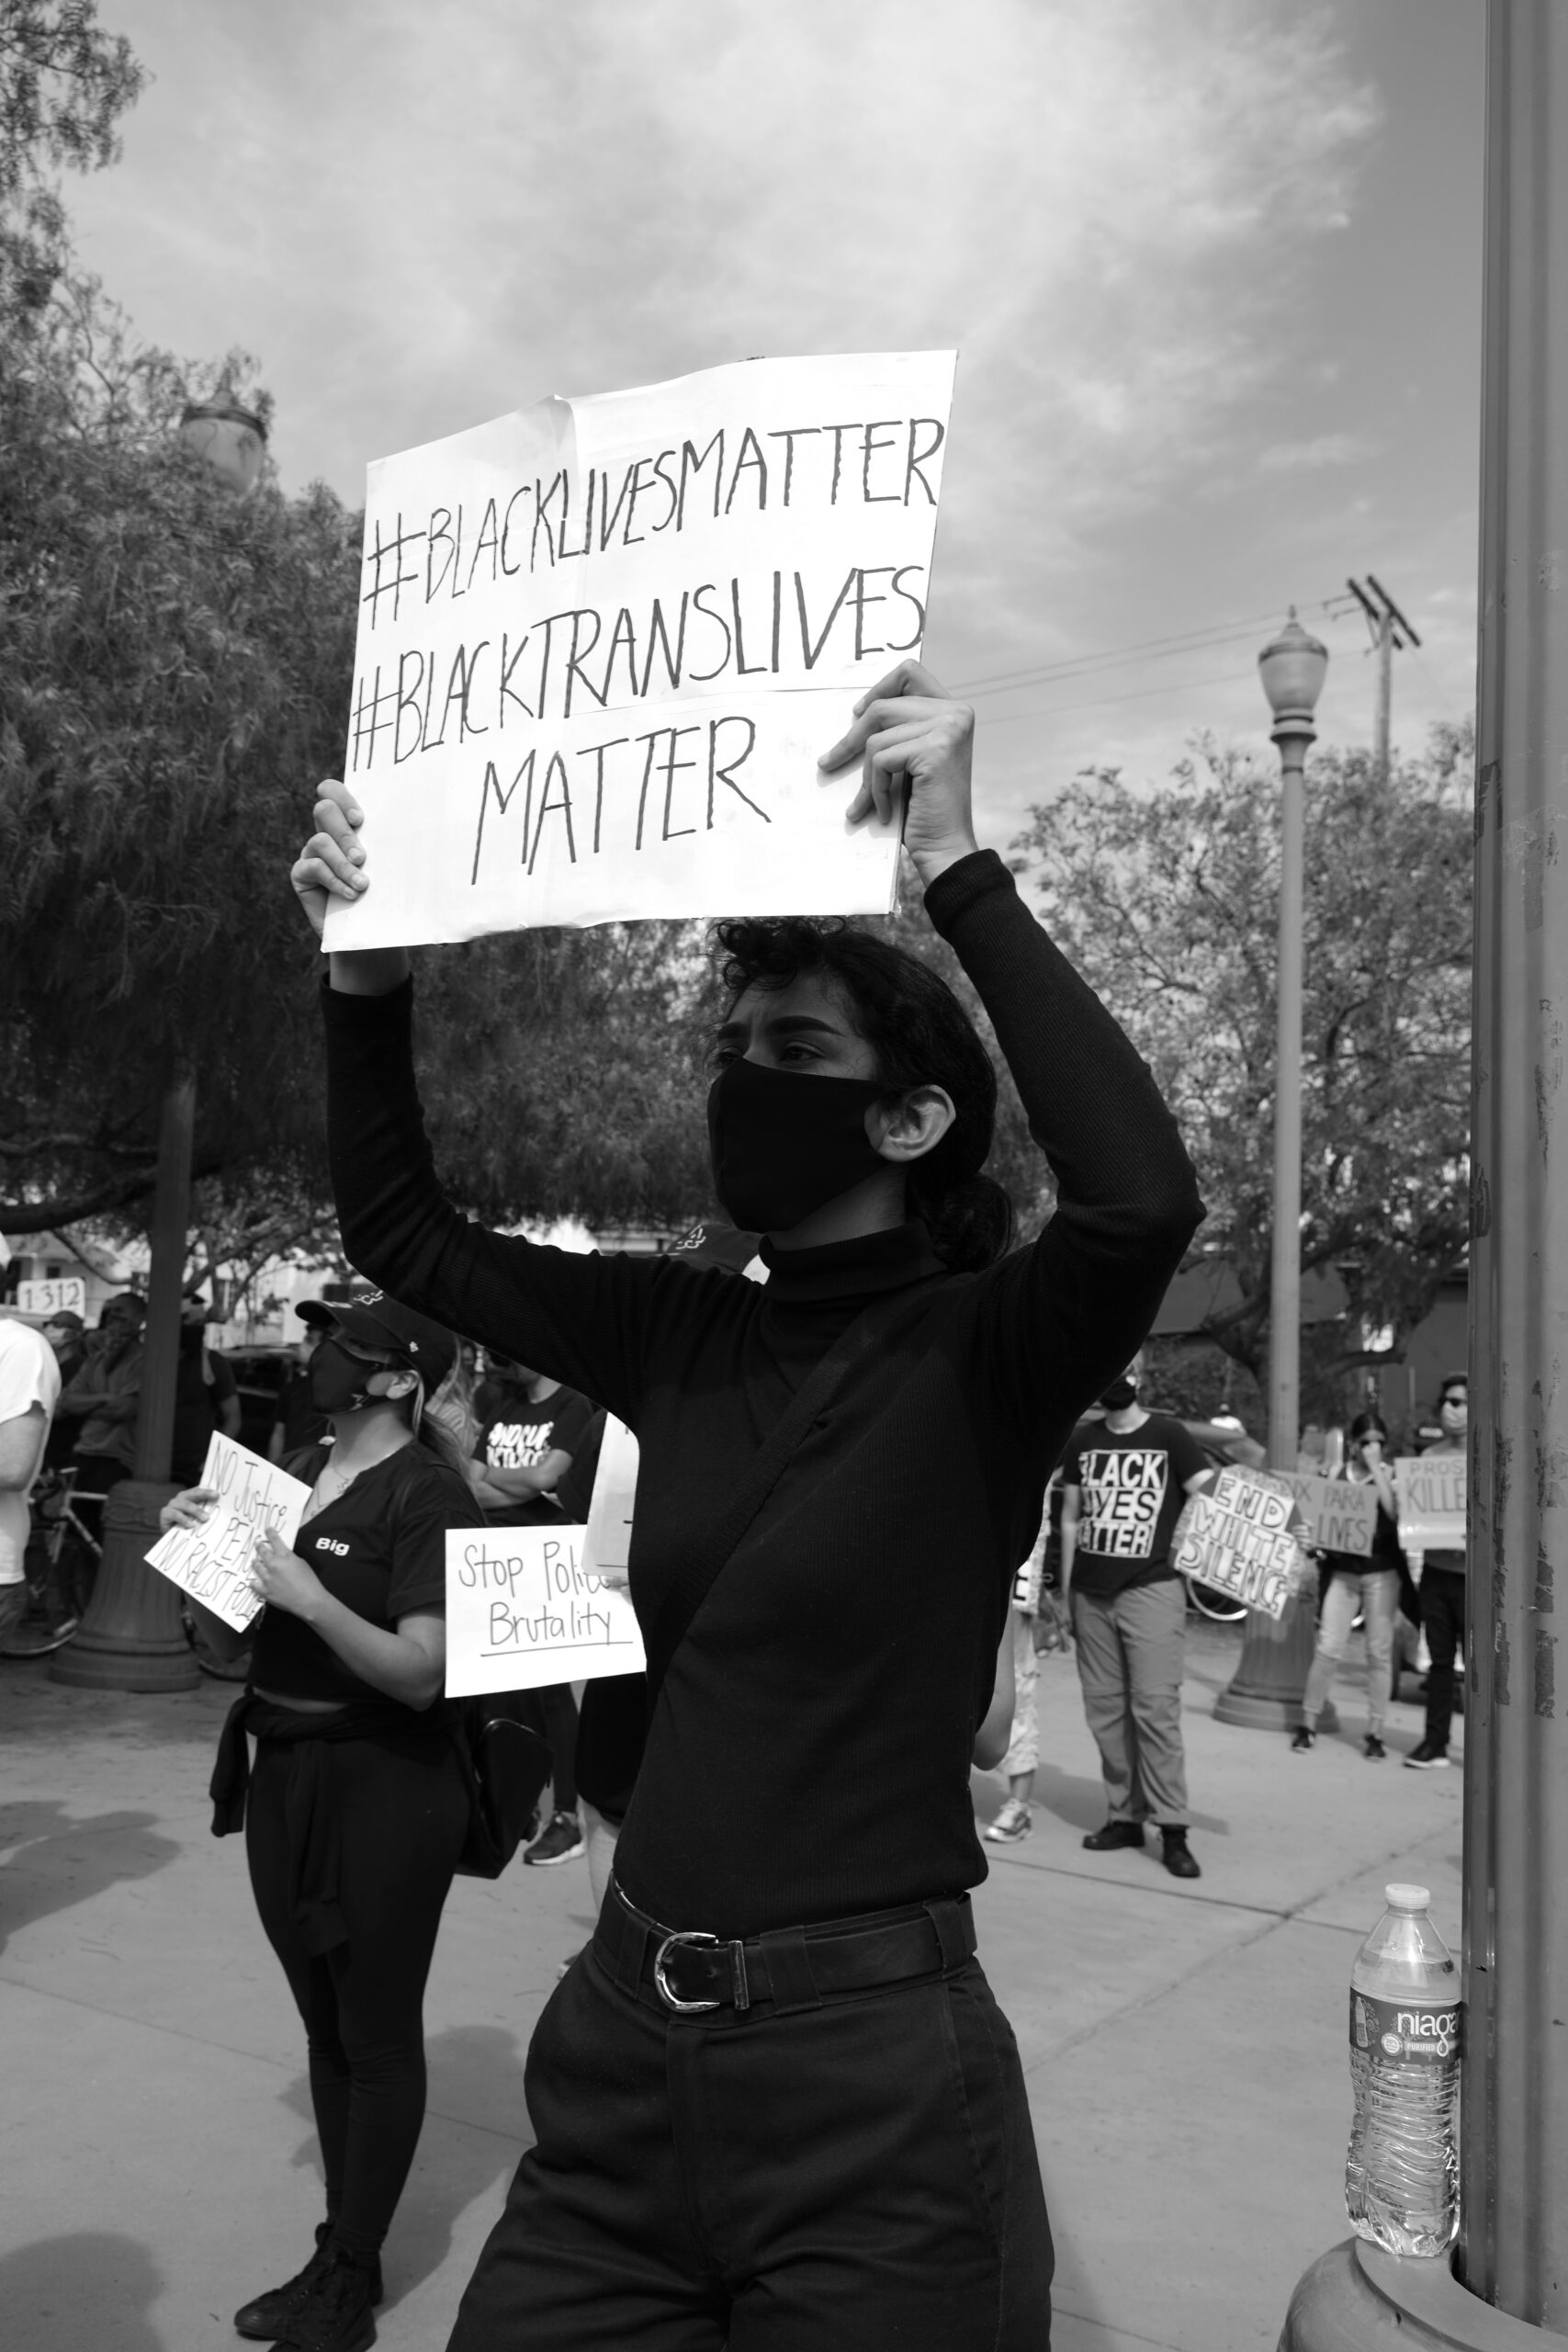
642,1296,909,1699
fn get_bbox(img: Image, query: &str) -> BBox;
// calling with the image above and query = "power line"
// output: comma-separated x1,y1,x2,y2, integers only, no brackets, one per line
953,594,1357,703
977,664,1262,727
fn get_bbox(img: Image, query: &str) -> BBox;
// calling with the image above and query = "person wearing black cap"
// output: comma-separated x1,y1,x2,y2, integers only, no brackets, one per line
291,662,1204,2352
161,1291,483,2352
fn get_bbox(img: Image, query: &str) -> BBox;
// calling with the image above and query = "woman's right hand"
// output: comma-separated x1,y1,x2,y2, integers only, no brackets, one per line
290,780,369,942
159,1486,219,1535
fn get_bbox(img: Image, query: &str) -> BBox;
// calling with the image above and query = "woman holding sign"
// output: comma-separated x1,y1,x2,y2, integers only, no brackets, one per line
163,1295,483,2352
1292,1412,1404,1760
291,661,1204,2352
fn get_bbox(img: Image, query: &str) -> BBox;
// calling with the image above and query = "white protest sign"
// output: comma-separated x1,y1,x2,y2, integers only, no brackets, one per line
1284,1473,1379,1558
17,1276,87,1317
582,1415,638,1587
143,1432,311,1633
1170,1466,1313,1622
321,350,956,950
1394,1453,1466,1552
444,1523,648,1696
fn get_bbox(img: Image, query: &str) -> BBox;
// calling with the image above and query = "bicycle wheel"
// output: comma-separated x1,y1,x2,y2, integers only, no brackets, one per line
1184,1574,1247,1623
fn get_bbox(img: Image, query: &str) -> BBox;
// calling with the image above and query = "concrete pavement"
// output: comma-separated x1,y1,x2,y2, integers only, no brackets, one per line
0,1616,1462,2351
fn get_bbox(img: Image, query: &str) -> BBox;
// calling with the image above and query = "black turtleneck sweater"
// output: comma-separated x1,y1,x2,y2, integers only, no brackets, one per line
321,849,1203,1936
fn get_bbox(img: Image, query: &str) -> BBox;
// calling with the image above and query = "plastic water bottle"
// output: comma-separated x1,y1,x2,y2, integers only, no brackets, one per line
1346,1883,1462,2256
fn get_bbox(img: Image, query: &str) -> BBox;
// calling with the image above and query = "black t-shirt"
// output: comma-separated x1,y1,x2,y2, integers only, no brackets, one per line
472,1379,594,1528
1062,1410,1209,1596
249,1442,485,1703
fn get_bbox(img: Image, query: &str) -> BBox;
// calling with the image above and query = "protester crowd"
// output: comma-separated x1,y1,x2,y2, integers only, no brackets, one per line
0,662,1472,2352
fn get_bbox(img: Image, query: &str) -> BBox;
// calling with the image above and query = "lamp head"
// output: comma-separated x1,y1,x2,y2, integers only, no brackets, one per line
1258,607,1329,743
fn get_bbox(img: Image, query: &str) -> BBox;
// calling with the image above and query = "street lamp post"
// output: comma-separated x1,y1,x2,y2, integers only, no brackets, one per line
1214,612,1329,1733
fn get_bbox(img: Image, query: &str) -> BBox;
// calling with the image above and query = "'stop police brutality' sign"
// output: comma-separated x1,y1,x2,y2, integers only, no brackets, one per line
321,351,956,949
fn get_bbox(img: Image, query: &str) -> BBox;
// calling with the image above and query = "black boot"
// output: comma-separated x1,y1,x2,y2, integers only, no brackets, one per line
1082,1819,1145,1850
1160,1826,1201,1880
274,2245,380,2352
233,2229,381,2344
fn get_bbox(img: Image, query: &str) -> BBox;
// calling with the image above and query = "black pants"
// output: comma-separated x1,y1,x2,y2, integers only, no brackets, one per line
246,1724,468,2254
538,1681,580,1812
446,1917,1054,2349
1421,1566,1467,1750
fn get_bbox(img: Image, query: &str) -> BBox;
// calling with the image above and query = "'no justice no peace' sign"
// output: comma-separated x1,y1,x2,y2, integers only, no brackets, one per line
321,351,956,949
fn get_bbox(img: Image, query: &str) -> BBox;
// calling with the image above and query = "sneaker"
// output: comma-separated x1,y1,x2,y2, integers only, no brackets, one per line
1160,1827,1201,1880
985,1797,1033,1844
1082,1820,1145,1851
234,2229,383,2342
524,1809,586,1866
1291,1726,1315,1752
1363,1735,1387,1761
1404,1741,1450,1770
274,2246,378,2352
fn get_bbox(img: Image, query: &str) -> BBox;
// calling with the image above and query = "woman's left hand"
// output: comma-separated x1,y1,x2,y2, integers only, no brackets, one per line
252,1529,325,1621
818,659,978,886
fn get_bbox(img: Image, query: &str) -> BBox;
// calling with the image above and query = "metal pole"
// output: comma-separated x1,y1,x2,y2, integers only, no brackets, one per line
1269,730,1307,1474
134,1075,195,1483
1463,0,1568,2320
1279,6,1568,2339
1374,611,1393,783
51,1073,197,1692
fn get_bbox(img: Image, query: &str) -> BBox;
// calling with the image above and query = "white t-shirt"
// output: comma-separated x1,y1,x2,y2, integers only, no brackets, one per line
0,1320,62,1586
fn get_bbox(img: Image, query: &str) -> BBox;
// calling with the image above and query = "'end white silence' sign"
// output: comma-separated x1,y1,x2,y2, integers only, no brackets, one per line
444,1524,647,1696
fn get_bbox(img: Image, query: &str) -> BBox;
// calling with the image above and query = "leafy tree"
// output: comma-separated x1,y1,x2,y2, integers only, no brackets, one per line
1,0,143,322
1012,728,1472,1419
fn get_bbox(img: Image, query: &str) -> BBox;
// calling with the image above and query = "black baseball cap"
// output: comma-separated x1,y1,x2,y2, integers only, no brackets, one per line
42,1308,85,1333
298,1292,457,1386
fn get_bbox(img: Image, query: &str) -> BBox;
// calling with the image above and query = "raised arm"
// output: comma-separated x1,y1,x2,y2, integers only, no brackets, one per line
821,662,1204,1425
291,790,660,1422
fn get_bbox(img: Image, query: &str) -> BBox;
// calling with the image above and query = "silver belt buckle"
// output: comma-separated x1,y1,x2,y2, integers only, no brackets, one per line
653,1928,722,2014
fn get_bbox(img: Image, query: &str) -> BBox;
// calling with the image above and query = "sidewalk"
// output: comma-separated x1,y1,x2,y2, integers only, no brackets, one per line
0,1618,1462,2352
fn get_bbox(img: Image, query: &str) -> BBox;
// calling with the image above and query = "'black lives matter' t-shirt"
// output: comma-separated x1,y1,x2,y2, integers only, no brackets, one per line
473,1379,595,1528
1061,1410,1209,1597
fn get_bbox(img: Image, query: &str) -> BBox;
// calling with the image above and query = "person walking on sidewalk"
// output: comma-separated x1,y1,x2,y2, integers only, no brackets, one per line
1292,1412,1402,1759
1406,1373,1468,1770
469,1354,595,1865
166,1293,484,2352
1060,1356,1212,1879
291,659,1203,2352
985,1521,1045,1844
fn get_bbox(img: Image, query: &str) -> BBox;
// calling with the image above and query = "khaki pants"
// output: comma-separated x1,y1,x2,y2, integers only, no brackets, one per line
1072,1577,1190,1826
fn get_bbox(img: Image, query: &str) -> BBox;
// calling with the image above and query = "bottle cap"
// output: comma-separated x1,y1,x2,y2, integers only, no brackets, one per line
1385,1883,1431,1911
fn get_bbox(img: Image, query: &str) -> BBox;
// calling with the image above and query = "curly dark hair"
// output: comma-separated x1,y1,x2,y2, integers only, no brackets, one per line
711,916,1014,1272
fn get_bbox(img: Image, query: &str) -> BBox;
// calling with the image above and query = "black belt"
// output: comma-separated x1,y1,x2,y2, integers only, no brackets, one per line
594,1879,976,2018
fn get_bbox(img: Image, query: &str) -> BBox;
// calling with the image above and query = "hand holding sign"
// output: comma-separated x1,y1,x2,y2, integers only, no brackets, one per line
144,1434,312,1633
819,660,977,878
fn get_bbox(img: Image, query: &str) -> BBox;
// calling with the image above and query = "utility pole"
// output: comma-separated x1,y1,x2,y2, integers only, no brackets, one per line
1346,574,1420,783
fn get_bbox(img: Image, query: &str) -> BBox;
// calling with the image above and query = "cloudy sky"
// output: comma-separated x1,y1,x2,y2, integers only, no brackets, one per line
66,0,1483,852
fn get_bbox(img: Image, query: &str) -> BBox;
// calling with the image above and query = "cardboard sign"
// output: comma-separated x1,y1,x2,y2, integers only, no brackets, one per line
1394,1453,1466,1552
321,350,956,950
143,1433,311,1633
581,1414,638,1588
445,1524,648,1695
1170,1466,1313,1622
1284,1473,1379,1558
17,1276,86,1317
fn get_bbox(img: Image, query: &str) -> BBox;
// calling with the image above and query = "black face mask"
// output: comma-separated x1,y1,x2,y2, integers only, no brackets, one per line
707,1057,890,1234
1100,1375,1138,1409
309,1338,379,1416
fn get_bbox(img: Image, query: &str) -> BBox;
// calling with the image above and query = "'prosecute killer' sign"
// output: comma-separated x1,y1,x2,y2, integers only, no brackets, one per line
321,351,957,949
